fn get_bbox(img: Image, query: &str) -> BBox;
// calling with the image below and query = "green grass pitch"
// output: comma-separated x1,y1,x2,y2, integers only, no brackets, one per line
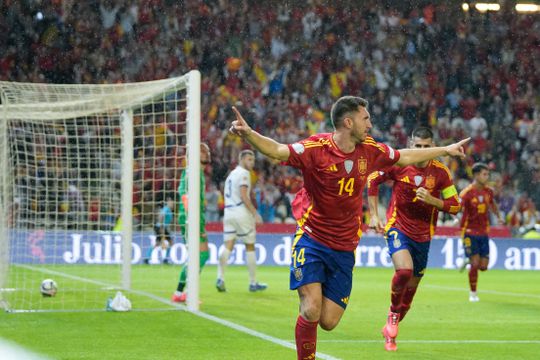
1,265,539,359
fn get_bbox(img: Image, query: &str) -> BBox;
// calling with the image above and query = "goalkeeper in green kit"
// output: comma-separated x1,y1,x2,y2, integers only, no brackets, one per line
171,143,212,303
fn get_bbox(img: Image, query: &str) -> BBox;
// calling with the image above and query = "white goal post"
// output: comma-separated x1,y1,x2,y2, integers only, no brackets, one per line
0,71,201,312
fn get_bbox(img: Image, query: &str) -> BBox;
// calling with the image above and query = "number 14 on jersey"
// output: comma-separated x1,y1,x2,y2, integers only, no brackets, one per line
338,177,355,196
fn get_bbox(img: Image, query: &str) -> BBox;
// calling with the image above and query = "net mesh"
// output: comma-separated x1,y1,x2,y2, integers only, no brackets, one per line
0,75,196,312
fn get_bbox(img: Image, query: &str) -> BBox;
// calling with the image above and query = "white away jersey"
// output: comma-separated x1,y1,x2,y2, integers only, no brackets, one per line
224,166,251,209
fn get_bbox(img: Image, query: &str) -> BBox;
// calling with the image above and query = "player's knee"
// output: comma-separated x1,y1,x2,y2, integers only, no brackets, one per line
300,301,321,322
395,269,413,283
319,318,339,331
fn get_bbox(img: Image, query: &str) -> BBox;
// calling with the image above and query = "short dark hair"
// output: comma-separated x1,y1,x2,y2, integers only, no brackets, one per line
411,126,434,140
330,96,369,129
472,162,489,175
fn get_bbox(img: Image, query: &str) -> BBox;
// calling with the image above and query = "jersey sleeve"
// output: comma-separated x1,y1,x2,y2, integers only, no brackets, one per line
239,169,250,188
438,168,461,214
459,187,470,204
367,169,393,196
366,141,401,172
438,167,458,200
284,136,320,171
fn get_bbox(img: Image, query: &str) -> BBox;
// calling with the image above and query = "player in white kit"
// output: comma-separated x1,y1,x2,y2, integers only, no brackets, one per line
217,149,267,292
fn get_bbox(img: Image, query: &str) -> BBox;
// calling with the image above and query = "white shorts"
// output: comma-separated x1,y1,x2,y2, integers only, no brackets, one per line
223,208,256,244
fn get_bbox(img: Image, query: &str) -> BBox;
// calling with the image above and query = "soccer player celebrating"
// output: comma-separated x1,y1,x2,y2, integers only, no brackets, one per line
171,143,212,303
459,162,503,302
230,96,469,360
367,127,461,351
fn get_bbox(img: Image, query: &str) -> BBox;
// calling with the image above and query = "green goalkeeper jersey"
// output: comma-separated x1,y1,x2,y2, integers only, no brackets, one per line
177,169,206,233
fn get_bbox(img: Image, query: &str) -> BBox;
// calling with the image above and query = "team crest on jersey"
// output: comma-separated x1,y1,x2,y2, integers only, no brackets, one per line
344,160,354,174
292,143,305,154
425,175,436,189
414,175,423,186
478,195,484,203
294,267,303,281
358,158,367,174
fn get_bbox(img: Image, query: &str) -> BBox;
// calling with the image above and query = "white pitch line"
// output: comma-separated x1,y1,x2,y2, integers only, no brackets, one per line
193,311,340,360
424,284,540,299
317,340,540,344
14,264,186,311
14,265,341,360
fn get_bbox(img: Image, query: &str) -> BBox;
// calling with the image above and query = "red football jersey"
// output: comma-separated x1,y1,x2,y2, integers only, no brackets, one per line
286,133,400,251
367,160,460,242
460,184,495,236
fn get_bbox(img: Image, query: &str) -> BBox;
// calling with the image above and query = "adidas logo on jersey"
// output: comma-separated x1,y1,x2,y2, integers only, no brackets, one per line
324,164,338,172
400,176,410,183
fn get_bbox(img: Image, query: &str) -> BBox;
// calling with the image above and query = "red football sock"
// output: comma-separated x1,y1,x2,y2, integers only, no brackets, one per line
469,266,478,292
390,269,413,313
399,286,418,321
295,315,318,360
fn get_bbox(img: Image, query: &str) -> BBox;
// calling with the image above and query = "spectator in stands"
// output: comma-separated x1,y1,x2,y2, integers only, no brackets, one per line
205,182,222,222
1,1,538,229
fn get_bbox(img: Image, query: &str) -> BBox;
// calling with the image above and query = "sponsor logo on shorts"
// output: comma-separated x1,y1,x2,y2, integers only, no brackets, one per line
294,267,303,281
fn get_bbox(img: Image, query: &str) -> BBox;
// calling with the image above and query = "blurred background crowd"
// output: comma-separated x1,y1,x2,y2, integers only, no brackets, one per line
1,0,538,236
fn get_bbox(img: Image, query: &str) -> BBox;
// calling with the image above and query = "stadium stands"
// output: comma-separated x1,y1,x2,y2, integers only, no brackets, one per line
1,0,538,234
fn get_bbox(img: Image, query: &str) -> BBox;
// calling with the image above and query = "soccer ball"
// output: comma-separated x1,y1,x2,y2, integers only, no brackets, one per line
40,279,58,297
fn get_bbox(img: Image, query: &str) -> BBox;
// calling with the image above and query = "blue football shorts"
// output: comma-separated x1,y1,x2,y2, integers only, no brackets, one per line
463,234,490,258
385,227,431,277
289,230,355,309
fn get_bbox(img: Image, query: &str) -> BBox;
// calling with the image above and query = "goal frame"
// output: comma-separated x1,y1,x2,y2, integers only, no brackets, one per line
0,70,202,312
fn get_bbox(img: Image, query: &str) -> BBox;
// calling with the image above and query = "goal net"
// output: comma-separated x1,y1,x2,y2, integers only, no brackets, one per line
0,71,202,312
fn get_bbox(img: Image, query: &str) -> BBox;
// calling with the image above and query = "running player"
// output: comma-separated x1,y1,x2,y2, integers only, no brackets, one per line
459,162,503,302
230,96,469,360
368,126,461,351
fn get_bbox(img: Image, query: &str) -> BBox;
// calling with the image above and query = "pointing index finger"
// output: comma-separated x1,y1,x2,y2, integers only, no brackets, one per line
231,106,245,123
458,137,471,146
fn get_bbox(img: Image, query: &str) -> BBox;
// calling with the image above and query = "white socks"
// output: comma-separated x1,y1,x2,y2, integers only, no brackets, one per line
218,248,257,285
246,251,257,285
218,248,231,280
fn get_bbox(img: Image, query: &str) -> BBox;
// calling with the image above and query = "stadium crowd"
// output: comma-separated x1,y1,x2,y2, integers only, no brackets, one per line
1,0,538,235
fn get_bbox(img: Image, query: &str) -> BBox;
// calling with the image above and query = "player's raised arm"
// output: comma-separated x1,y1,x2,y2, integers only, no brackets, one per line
230,106,290,161
396,138,470,167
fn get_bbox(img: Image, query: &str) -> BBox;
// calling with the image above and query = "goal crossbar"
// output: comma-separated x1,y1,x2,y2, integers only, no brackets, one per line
0,76,190,120
0,70,202,312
